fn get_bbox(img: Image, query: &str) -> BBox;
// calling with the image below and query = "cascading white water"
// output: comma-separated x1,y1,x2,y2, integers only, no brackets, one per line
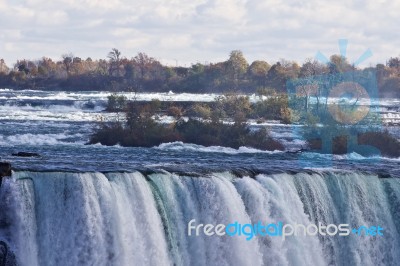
291,172,400,265
234,174,326,266
1,170,399,266
0,175,38,266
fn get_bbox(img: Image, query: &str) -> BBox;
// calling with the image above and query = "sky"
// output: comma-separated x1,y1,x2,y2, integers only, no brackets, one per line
0,0,399,67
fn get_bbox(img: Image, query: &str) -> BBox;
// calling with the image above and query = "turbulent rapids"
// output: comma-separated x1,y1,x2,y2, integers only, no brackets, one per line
0,89,400,265
1,170,400,266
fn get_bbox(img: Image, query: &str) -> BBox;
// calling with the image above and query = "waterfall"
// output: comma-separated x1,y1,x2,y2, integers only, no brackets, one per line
1,170,399,266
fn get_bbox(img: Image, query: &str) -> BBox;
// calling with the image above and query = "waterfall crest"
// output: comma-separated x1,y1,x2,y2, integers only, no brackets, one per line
1,171,399,266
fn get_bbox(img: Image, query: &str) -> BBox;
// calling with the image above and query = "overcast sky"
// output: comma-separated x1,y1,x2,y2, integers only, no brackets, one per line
0,0,399,67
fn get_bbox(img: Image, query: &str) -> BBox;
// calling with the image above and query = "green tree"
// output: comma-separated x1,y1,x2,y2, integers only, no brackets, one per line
266,62,286,91
106,93,127,111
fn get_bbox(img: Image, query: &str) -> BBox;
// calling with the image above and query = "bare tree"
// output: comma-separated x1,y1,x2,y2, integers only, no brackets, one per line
108,48,121,63
62,53,74,78
108,48,123,77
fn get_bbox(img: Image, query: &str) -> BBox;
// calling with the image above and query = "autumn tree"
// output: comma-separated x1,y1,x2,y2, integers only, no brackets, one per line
299,59,327,78
83,57,96,72
62,53,74,78
131,52,164,91
133,52,157,80
15,59,38,78
248,60,270,87
0,59,9,74
37,57,58,78
329,55,354,73
96,59,109,76
227,50,249,89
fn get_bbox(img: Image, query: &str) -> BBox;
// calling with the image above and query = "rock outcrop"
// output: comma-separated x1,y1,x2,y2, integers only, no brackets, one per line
0,162,11,187
0,241,17,266
11,152,40,158
0,163,11,178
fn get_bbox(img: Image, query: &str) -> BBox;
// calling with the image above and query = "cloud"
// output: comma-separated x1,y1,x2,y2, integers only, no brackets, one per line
0,0,399,67
196,0,247,23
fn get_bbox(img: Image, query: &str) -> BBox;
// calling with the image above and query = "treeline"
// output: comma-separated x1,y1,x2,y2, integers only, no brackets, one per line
106,92,292,123
0,49,400,97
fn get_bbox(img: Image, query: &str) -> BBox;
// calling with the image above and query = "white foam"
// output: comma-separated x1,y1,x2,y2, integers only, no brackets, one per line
301,151,400,162
0,89,222,102
156,141,283,154
334,152,400,162
333,152,366,160
0,133,84,146
0,104,117,122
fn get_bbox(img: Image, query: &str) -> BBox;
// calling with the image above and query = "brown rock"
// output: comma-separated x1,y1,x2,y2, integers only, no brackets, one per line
0,163,11,178
0,163,11,187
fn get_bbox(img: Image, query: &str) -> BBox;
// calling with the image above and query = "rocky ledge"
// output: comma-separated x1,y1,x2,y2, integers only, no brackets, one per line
0,163,11,188
0,241,16,266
